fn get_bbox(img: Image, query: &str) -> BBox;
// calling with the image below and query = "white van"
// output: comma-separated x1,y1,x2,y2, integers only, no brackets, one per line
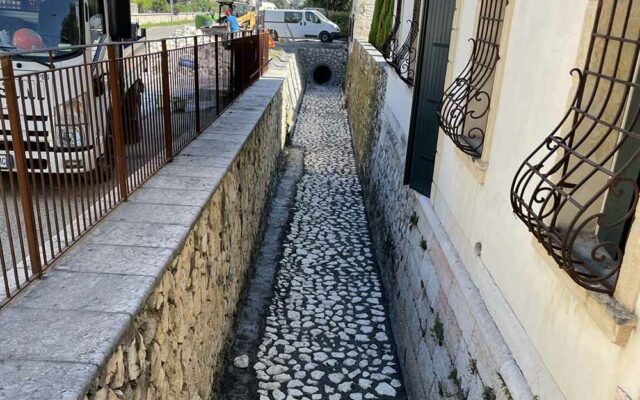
264,9,340,42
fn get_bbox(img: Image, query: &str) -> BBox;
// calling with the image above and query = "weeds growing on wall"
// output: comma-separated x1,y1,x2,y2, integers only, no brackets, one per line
409,212,419,230
497,372,514,400
482,386,496,400
431,314,444,346
468,358,478,376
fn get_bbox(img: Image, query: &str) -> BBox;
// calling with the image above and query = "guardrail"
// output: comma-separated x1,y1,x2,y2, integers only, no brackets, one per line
0,30,270,307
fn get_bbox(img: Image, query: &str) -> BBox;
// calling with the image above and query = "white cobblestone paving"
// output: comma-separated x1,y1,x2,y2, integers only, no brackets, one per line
254,86,405,400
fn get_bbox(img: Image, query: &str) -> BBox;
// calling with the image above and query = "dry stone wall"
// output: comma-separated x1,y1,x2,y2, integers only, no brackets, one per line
81,56,303,400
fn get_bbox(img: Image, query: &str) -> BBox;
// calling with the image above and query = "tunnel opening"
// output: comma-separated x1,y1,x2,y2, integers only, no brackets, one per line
312,64,334,85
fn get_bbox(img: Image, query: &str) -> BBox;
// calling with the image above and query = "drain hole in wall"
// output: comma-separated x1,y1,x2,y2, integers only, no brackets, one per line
313,64,333,85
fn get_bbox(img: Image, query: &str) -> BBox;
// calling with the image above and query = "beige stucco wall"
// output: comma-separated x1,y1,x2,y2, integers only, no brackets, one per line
430,0,640,399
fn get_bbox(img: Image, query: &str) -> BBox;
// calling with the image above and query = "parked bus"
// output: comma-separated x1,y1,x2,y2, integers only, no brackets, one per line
0,0,145,176
264,9,340,42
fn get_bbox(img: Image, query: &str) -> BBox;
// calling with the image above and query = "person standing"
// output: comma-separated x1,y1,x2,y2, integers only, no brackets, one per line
225,9,240,34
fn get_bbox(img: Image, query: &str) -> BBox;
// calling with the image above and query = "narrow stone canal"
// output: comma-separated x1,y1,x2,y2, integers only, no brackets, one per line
221,85,406,400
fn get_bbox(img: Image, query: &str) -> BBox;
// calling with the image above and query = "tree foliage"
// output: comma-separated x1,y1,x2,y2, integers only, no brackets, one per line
368,0,392,49
136,0,215,13
302,0,351,12
271,0,288,9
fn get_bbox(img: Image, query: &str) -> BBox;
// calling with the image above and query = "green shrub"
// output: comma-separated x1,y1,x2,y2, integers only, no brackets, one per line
327,11,349,35
135,0,169,13
136,0,215,13
375,0,393,48
368,0,393,50
368,0,384,44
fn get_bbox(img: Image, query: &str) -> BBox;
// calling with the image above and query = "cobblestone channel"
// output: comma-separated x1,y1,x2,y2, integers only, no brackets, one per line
251,86,406,400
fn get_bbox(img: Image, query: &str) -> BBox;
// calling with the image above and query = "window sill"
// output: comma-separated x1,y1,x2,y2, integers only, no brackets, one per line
453,145,488,184
531,238,637,345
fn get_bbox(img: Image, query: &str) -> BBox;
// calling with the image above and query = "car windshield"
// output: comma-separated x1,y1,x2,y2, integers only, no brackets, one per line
317,12,331,22
0,0,82,58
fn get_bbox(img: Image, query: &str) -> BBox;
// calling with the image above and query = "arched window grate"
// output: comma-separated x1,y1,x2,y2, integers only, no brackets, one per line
437,0,508,158
382,19,420,85
511,0,640,294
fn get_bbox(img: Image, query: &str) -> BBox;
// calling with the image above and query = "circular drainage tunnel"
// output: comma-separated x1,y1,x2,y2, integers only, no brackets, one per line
312,64,334,85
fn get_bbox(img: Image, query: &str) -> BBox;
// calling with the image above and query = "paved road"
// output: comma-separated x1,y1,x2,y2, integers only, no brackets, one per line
146,24,189,41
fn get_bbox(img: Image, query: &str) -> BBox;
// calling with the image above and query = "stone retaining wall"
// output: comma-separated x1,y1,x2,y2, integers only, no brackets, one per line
82,55,303,400
345,40,533,400
0,53,302,400
277,42,347,86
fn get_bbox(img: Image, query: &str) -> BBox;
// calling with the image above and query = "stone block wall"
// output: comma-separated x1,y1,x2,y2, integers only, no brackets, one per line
80,57,303,400
345,40,533,400
344,41,387,180
350,0,376,41
278,42,348,86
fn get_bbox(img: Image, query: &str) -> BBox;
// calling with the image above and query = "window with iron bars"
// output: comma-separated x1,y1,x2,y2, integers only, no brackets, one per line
381,0,422,85
437,0,508,158
511,0,640,295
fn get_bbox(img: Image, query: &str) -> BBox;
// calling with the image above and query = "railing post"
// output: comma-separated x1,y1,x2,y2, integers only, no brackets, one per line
106,45,128,201
193,36,201,133
230,36,236,98
160,40,174,162
215,35,220,115
0,56,42,277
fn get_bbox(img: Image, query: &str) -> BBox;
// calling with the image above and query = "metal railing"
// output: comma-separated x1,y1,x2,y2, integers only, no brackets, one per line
437,0,508,158
381,19,419,86
0,30,270,307
511,0,640,294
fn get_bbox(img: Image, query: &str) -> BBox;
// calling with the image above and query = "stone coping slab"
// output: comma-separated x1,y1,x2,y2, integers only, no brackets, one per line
0,69,288,400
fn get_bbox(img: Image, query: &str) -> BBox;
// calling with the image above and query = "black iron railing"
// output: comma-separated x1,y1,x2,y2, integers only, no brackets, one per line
437,0,508,158
382,19,419,86
511,0,640,294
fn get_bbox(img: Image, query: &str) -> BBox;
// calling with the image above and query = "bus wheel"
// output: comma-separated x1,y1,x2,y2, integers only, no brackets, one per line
319,31,331,43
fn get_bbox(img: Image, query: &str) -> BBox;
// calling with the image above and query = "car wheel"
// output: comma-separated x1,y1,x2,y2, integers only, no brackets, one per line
320,31,330,43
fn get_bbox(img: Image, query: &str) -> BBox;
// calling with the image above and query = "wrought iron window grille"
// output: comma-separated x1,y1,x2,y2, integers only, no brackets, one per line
382,19,420,86
511,0,640,294
437,0,508,158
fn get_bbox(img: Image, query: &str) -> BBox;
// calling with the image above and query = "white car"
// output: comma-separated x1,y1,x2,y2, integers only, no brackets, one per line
264,9,340,42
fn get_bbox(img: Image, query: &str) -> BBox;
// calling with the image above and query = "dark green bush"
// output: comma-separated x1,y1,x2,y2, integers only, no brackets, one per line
136,0,215,13
368,0,393,50
327,11,349,35
368,0,383,44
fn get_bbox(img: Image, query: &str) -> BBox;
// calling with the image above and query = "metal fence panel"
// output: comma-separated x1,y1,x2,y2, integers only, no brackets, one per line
0,31,269,306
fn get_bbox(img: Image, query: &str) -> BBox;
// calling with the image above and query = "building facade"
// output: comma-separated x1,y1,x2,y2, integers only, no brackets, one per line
346,0,640,399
